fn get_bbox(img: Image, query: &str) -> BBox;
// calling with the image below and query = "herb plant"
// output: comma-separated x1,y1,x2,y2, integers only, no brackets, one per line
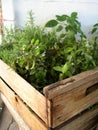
45,12,96,79
0,12,98,93
91,23,98,65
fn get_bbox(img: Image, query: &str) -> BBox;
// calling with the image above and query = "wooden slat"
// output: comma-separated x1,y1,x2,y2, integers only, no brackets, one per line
0,59,98,129
54,105,98,130
52,88,98,128
0,79,50,130
44,68,98,128
1,93,30,130
0,59,51,126
44,67,98,99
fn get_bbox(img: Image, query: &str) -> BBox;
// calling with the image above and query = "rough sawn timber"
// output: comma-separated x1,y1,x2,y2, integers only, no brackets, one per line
0,59,98,129
54,105,98,130
44,67,98,128
0,59,51,127
0,78,50,130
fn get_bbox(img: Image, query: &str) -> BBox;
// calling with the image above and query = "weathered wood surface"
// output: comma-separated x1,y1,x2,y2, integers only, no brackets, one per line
44,67,98,99
1,93,30,130
0,79,50,130
54,105,98,130
0,60,98,129
0,59,51,126
44,67,98,128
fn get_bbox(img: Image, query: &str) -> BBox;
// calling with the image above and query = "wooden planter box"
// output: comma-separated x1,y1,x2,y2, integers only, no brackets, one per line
0,59,98,130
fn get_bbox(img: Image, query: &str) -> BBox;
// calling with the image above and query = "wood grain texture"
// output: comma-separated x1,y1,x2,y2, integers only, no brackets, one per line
54,106,98,130
0,60,98,129
44,67,98,128
51,89,98,128
1,93,30,130
44,67,98,99
0,79,50,130
0,59,51,126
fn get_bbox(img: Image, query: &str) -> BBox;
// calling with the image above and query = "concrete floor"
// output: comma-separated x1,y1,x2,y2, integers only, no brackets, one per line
0,94,19,130
0,106,19,130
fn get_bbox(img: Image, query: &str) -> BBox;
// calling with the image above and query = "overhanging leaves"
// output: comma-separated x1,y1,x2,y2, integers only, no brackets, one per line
56,25,63,32
45,20,58,27
56,15,68,21
71,12,77,19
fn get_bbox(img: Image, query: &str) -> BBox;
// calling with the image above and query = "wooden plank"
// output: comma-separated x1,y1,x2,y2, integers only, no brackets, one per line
52,88,98,127
44,67,98,99
0,59,51,126
44,68,98,127
1,93,30,130
54,106,98,130
0,79,50,130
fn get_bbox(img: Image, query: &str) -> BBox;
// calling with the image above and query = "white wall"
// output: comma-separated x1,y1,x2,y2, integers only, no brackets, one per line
0,0,15,44
1,0,15,28
1,0,98,35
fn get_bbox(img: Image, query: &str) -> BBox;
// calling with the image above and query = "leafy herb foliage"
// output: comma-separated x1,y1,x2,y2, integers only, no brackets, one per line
0,12,98,92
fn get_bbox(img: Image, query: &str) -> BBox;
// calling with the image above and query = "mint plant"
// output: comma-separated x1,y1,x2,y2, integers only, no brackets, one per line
45,12,96,80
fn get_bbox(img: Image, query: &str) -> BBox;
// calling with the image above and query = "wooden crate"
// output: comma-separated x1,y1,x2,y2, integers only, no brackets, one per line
0,59,98,130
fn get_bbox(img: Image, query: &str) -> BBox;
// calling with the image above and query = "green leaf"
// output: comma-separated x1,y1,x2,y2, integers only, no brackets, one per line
59,73,63,80
45,20,58,27
35,39,39,45
66,25,72,31
56,25,63,32
62,63,68,74
56,15,68,21
31,38,35,44
67,55,73,61
85,54,93,61
71,12,77,19
75,20,81,26
91,28,97,34
66,47,73,53
60,33,65,38
93,23,98,27
65,71,72,77
53,66,62,72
